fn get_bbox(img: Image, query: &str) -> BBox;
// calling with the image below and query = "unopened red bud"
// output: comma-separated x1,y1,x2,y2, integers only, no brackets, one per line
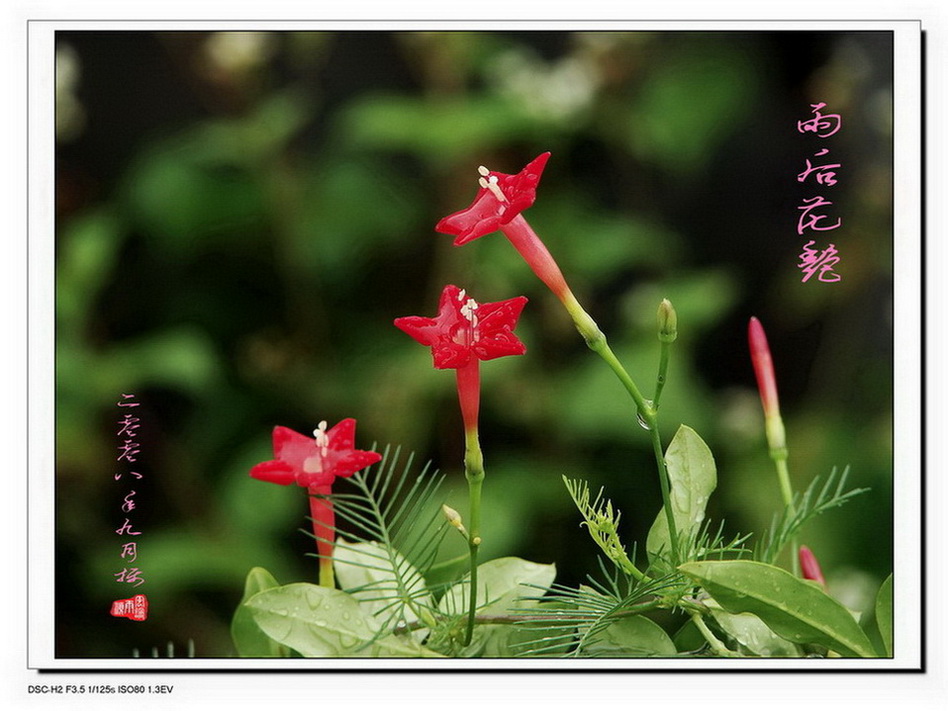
799,545,826,587
748,317,786,451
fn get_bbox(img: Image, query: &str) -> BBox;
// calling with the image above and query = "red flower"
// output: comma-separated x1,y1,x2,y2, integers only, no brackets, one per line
250,419,381,587
436,153,572,300
394,285,528,370
436,152,550,246
395,285,527,434
250,420,381,489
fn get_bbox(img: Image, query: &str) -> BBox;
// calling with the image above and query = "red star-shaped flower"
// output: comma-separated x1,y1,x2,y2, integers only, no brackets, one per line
394,285,528,369
250,419,382,489
435,152,550,246
250,419,381,588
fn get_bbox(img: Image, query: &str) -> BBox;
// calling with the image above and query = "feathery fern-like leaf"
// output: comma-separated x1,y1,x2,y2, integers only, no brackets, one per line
755,465,868,564
302,445,448,632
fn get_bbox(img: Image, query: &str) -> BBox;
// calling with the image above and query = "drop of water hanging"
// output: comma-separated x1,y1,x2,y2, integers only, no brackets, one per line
636,401,654,430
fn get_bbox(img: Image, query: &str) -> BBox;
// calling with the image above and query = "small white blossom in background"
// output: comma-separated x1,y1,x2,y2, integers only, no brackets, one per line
202,31,278,78
487,48,601,124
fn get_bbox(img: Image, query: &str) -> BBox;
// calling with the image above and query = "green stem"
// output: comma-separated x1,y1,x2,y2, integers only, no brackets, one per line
392,599,664,636
463,428,484,647
563,291,653,419
690,612,740,658
614,549,649,583
653,340,671,410
559,290,680,565
651,427,680,565
773,456,800,576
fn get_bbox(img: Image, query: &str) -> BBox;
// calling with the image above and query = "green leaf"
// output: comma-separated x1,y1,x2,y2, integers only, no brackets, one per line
875,574,893,657
438,557,556,617
246,583,436,657
679,560,877,658
584,615,677,657
333,538,433,637
438,557,555,657
705,600,800,657
563,477,637,575
672,618,706,654
322,447,447,600
231,567,291,657
647,425,717,565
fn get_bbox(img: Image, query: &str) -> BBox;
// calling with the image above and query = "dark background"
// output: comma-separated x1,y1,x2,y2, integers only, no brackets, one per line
54,30,894,657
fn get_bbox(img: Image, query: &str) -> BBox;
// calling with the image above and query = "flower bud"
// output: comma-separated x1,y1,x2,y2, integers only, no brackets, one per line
798,545,826,587
748,317,786,452
441,504,467,536
657,298,678,343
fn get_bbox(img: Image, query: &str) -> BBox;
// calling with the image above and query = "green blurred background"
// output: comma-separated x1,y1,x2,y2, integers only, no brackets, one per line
54,30,893,657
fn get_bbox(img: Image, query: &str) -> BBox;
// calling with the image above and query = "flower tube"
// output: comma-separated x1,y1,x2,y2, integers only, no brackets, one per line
250,419,381,588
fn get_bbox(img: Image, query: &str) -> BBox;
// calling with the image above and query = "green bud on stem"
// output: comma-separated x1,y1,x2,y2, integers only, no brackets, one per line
658,298,678,343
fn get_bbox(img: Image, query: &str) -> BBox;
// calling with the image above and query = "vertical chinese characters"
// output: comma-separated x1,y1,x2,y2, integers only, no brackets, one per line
795,102,843,283
111,394,148,621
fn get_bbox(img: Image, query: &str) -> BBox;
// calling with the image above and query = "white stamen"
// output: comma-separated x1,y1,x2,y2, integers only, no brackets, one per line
458,288,466,303
476,165,508,203
460,297,479,329
484,175,507,203
313,420,329,448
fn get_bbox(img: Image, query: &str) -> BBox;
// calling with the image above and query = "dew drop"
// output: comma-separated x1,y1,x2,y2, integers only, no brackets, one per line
636,412,653,431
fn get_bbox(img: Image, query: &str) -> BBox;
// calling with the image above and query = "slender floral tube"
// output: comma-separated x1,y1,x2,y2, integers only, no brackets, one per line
455,359,481,436
500,214,571,301
307,485,335,587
